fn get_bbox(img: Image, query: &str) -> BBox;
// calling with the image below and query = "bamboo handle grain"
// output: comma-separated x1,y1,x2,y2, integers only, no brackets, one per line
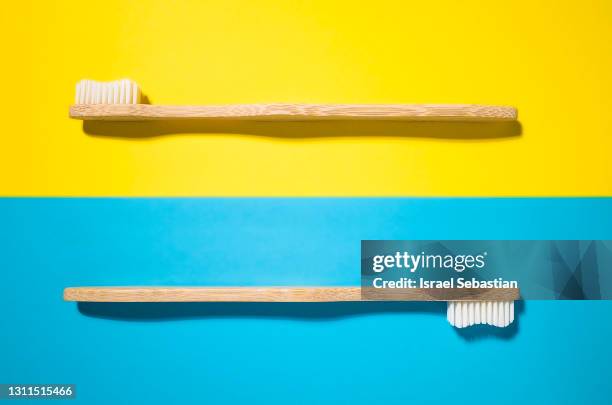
69,104,517,121
63,287,520,302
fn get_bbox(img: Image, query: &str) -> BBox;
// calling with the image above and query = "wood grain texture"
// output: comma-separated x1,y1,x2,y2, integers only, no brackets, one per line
63,286,520,302
69,104,517,121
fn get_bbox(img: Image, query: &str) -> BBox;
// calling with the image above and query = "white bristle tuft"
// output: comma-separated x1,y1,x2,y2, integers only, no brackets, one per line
447,301,515,328
119,80,125,104
74,79,141,105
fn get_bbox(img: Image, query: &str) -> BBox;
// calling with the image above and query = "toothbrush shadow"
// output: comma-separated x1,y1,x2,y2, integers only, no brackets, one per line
77,301,521,340
77,301,445,321
82,119,522,140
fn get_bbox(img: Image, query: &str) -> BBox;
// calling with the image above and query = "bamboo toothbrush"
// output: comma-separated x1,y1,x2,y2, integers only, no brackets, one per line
64,286,519,328
69,79,518,121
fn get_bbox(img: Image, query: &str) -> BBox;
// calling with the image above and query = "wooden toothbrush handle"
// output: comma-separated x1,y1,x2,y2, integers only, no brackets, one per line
69,103,517,121
63,287,520,302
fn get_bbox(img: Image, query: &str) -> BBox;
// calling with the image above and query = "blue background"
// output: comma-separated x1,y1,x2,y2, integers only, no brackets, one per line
2,197,612,404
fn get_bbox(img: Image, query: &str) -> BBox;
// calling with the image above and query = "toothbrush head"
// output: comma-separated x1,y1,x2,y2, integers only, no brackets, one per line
447,301,515,328
75,79,140,105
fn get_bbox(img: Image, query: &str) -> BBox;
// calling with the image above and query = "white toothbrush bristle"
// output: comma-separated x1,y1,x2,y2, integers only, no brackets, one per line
119,80,125,104
447,301,515,328
74,79,141,104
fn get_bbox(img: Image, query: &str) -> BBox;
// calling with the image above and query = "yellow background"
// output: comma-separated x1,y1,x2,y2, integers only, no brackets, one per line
2,0,611,196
